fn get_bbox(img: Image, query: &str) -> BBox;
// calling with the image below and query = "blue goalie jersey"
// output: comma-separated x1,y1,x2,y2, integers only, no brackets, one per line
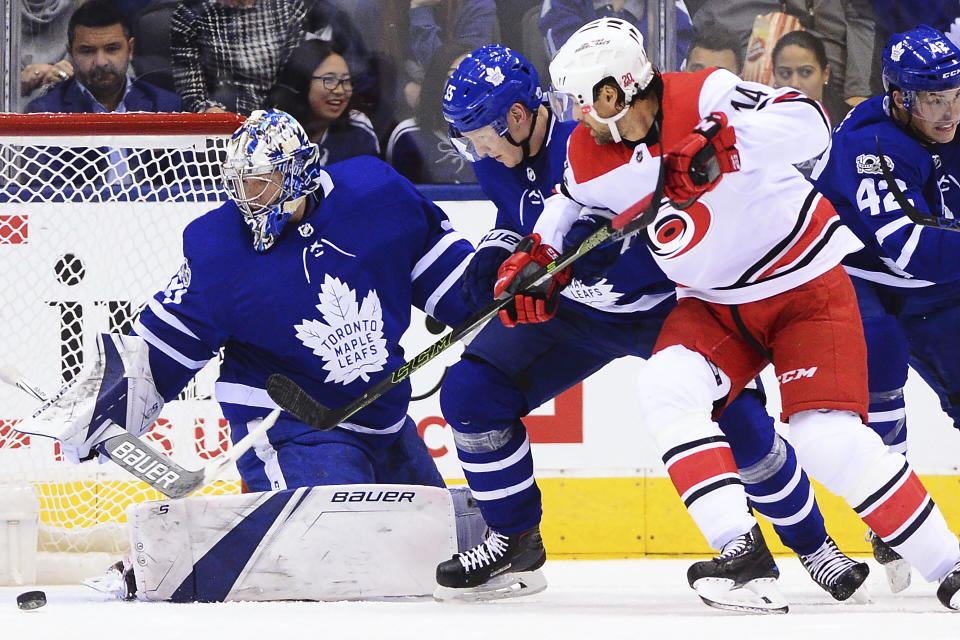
133,156,473,443
472,111,675,321
814,95,960,288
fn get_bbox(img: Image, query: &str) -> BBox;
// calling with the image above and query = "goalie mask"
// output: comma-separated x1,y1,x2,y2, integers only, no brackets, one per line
222,109,323,252
547,18,655,143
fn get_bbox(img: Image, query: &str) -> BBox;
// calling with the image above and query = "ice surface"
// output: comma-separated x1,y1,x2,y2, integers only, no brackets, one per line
2,557,957,640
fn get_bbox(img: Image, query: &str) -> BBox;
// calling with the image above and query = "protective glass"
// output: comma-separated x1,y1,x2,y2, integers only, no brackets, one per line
909,87,960,124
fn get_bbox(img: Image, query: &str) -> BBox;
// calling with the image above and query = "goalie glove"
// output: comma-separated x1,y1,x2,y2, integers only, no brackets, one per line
461,228,523,312
562,207,622,286
664,112,740,208
15,333,164,464
494,233,572,327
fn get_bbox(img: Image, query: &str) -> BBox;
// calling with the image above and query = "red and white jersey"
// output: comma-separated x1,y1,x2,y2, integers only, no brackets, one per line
536,68,863,304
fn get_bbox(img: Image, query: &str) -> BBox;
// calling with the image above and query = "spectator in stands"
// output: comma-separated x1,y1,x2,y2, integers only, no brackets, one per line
18,0,76,101
348,0,497,136
303,0,380,127
772,30,832,175
684,24,743,75
868,2,960,46
170,0,306,114
271,40,378,166
693,0,882,122
771,30,830,105
26,0,182,113
385,41,477,184
539,0,694,70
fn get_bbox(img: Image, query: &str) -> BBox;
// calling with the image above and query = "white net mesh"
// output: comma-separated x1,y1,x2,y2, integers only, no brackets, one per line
0,113,246,561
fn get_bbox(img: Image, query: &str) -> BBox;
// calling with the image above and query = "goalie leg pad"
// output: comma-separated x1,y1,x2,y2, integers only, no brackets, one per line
129,484,457,602
15,333,163,463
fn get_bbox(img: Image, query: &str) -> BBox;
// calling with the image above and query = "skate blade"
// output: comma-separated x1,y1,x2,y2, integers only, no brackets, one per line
692,577,789,614
849,583,872,604
433,569,547,603
883,558,912,594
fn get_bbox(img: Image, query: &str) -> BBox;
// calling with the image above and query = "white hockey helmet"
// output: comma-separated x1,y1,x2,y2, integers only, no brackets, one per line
547,18,655,142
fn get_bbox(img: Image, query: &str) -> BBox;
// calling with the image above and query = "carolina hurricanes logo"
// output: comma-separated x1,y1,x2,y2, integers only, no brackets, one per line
645,200,713,259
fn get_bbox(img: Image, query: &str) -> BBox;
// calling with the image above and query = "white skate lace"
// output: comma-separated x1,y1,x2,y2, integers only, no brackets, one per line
716,531,752,561
800,537,857,587
457,531,510,573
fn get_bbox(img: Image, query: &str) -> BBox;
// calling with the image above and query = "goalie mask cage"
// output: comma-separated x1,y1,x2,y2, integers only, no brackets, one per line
0,113,246,584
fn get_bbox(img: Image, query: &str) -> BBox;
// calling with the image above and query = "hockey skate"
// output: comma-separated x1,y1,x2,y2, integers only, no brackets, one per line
799,536,870,602
434,527,547,602
866,529,911,593
937,559,960,610
687,524,788,614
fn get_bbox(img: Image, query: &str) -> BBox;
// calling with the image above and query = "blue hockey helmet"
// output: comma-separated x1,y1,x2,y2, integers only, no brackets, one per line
222,109,324,252
882,25,960,112
442,44,542,160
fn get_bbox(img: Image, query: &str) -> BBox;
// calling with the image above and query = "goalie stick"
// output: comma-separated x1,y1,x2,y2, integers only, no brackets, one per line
267,150,669,430
876,136,960,232
0,363,280,500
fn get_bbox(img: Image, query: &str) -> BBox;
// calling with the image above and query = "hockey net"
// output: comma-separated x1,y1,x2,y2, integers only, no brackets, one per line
0,113,246,583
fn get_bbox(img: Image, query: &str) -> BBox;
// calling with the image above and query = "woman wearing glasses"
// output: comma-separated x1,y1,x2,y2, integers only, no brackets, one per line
272,39,380,165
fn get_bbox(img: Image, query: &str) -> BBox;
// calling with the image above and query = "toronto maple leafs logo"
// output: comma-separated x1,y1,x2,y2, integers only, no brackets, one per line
294,274,388,385
484,66,505,86
890,42,905,62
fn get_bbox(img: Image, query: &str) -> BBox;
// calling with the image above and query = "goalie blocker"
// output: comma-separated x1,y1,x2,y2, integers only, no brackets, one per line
128,484,484,602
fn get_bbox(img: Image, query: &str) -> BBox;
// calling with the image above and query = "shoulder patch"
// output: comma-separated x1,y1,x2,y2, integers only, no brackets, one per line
855,153,893,175
567,124,634,184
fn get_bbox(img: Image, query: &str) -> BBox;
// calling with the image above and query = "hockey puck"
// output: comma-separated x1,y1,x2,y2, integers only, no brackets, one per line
16,590,46,610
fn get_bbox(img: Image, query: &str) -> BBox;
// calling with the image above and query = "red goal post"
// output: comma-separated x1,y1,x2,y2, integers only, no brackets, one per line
0,112,246,585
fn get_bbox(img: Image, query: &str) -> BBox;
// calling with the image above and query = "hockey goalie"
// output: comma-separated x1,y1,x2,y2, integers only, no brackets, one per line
15,110,487,601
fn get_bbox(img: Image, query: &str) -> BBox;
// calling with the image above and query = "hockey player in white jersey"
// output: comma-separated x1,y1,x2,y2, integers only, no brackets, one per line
434,43,867,608
532,18,960,611
17,109,485,601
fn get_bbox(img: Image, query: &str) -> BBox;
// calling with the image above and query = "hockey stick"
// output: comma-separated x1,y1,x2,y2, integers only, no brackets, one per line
876,136,960,232
266,155,668,430
0,363,279,500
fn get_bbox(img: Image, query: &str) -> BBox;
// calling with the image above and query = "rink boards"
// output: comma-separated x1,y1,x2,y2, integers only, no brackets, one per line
0,197,957,557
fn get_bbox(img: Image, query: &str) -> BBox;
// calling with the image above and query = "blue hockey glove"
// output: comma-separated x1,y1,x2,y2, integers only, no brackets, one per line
562,208,623,286
461,228,523,312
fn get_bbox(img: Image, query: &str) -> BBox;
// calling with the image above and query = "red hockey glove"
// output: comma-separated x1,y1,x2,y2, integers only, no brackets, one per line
493,233,572,327
664,112,740,208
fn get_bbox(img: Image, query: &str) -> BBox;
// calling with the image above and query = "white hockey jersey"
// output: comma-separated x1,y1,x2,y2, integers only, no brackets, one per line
537,68,863,304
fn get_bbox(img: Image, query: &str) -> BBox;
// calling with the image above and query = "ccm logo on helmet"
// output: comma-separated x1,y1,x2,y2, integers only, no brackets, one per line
777,367,818,383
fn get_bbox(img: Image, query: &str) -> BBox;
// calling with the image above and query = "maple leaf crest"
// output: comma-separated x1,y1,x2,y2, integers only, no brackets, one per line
294,274,388,385
484,66,505,86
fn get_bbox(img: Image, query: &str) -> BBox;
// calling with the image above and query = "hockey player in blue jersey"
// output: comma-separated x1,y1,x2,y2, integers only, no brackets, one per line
433,44,868,607
813,24,960,596
19,109,484,601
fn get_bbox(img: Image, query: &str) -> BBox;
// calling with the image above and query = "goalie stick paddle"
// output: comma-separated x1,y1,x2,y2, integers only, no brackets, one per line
0,363,280,499
267,149,669,430
876,136,960,232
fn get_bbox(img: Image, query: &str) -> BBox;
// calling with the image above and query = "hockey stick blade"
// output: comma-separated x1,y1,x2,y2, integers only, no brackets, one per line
1,364,279,499
876,136,960,232
266,153,669,431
